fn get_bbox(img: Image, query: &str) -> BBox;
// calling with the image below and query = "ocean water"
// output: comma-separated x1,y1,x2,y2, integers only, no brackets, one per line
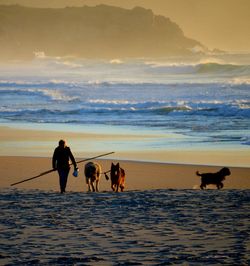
0,53,250,154
0,188,249,265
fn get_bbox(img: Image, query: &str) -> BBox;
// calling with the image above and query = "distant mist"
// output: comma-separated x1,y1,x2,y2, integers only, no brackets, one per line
0,4,204,60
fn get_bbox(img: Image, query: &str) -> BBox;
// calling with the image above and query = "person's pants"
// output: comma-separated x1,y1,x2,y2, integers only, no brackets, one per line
58,168,70,193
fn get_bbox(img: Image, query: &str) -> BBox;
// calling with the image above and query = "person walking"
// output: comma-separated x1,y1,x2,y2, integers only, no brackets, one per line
52,139,78,193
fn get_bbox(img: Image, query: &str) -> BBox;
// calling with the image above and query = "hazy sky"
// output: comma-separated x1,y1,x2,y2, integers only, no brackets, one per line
1,0,250,52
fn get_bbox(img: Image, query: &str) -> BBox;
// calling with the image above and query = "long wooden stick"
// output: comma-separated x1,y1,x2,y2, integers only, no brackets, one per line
75,152,114,165
10,151,115,186
10,169,56,187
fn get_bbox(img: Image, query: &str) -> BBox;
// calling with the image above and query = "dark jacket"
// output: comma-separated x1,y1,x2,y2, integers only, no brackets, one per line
52,146,77,170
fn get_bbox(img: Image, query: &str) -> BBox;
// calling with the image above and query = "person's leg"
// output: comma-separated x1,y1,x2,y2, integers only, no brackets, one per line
58,169,70,193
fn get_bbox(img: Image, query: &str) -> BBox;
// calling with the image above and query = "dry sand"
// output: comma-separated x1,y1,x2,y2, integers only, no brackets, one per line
1,156,250,191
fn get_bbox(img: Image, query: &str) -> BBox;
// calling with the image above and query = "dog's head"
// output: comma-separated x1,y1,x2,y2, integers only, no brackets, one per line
219,167,231,179
111,162,120,177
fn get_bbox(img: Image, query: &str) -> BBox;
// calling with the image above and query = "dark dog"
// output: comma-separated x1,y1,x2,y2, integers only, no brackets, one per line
84,162,102,192
196,167,231,189
105,163,125,192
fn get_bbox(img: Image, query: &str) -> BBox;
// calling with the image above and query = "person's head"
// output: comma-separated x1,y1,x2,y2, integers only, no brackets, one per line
58,139,66,148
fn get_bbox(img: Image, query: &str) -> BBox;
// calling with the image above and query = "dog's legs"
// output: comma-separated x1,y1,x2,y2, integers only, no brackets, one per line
90,182,95,192
200,183,206,189
217,182,223,189
87,178,91,192
96,180,99,192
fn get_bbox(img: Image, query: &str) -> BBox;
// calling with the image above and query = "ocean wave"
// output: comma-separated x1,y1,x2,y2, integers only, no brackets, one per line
0,79,174,88
145,61,250,76
0,87,79,102
1,76,250,91
0,79,80,88
149,102,250,118
145,62,197,74
1,100,249,121
229,77,250,85
196,63,250,74
109,58,124,64
2,55,250,86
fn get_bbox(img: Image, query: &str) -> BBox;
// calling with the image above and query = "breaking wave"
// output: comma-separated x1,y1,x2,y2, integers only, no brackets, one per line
1,100,249,124
0,87,79,102
146,61,250,76
196,62,250,75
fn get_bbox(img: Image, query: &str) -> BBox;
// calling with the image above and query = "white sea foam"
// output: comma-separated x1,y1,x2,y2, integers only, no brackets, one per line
144,58,250,77
60,61,83,68
89,99,133,105
39,89,78,102
229,77,250,85
109,58,123,64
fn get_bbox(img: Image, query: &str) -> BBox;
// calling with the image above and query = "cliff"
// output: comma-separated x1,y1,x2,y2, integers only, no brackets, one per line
0,4,203,60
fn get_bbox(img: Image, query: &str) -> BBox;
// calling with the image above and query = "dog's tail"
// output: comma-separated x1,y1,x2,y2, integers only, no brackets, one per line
196,171,201,176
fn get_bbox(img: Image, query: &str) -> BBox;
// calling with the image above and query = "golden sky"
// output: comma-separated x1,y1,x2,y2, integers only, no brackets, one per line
1,0,250,52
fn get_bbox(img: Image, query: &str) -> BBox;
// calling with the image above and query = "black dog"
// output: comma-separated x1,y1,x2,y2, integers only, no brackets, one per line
196,167,231,189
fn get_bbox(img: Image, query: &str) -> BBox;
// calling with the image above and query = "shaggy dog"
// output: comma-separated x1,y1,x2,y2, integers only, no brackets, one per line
105,163,125,192
196,167,231,189
84,162,102,192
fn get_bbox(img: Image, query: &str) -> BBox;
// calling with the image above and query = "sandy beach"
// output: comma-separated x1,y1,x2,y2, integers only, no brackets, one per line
1,156,250,192
1,125,250,265
1,116,249,266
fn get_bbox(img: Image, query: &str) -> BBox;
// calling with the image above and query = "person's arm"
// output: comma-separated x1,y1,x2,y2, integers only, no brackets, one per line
52,149,57,170
68,147,77,169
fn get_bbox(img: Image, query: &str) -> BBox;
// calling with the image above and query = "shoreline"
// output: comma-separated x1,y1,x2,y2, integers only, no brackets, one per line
1,124,250,167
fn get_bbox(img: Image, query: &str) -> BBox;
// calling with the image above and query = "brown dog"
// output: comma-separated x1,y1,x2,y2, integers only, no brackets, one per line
105,163,125,192
84,162,102,192
196,167,231,189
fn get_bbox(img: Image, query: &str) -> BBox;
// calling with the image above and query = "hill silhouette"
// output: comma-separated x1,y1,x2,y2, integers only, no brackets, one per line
0,4,203,60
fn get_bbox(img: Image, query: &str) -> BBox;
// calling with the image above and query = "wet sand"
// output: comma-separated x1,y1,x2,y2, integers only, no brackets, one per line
1,125,250,168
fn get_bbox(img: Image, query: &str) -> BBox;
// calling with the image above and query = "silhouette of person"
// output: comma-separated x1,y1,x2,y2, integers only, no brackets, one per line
52,139,77,193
